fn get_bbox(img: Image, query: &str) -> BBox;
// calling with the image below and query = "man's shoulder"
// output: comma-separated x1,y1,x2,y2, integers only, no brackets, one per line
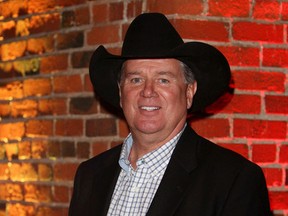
183,126,261,172
78,144,122,172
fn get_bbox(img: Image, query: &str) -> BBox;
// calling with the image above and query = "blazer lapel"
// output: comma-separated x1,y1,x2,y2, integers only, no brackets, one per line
147,126,199,216
88,147,122,215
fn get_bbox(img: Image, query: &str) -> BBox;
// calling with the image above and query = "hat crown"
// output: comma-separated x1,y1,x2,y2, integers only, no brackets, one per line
122,13,184,57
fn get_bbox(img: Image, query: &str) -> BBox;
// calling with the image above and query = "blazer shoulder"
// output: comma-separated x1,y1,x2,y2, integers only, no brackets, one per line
181,126,261,173
79,144,122,172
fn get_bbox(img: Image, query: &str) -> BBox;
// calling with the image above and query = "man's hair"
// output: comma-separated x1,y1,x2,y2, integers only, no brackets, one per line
179,61,195,84
118,60,195,84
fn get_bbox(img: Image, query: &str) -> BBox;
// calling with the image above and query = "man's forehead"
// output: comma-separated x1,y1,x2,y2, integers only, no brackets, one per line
123,58,182,68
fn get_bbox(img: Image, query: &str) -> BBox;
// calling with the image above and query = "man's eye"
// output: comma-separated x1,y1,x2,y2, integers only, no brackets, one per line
131,78,142,83
159,79,169,84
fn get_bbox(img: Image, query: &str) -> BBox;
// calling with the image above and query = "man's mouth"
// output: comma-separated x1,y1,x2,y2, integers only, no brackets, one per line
140,106,160,111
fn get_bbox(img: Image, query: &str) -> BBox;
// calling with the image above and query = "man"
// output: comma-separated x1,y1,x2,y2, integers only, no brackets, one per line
69,13,271,216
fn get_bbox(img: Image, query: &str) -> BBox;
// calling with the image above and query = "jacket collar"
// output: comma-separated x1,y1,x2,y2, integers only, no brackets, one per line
147,126,199,216
89,126,199,216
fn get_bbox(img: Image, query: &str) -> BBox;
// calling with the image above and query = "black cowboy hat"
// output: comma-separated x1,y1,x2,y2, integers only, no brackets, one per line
89,13,231,112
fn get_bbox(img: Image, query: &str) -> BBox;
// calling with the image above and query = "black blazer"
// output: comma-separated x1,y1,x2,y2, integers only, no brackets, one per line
69,126,272,216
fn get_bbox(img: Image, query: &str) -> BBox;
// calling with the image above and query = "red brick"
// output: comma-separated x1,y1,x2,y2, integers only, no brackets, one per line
252,144,276,163
18,141,31,160
127,1,143,18
55,119,83,136
207,93,261,114
172,19,229,42
286,169,288,187
1,41,27,61
119,118,129,138
0,0,28,19
75,7,90,26
11,99,38,118
35,206,68,216
234,119,286,139
109,2,124,21
0,81,23,100
41,54,68,73
31,140,48,159
53,185,69,202
147,0,203,15
87,24,121,45
262,168,283,187
218,143,248,159
263,48,288,68
77,142,90,158
232,70,285,92
71,51,93,68
269,191,288,209
0,61,15,79
4,143,18,160
233,22,283,43
111,141,123,148
279,145,288,163
55,0,86,8
208,0,250,17
53,75,83,93
253,0,280,20
190,118,230,138
86,118,117,137
56,31,84,50
54,163,78,181
70,97,98,114
92,141,111,156
84,74,94,92
23,78,52,97
16,19,30,38
92,4,108,23
27,36,54,54
282,2,288,21
6,203,35,215
13,58,41,76
38,98,67,115
265,95,288,114
1,20,16,40
0,102,11,117
48,141,61,158
218,46,260,67
10,163,38,181
28,1,59,13
61,141,76,157
26,119,53,137
0,122,25,141
24,184,51,202
29,13,61,34
0,163,9,180
38,164,52,181
2,184,23,201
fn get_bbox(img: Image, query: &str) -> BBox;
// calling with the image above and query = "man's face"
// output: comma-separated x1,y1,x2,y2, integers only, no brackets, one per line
119,59,197,140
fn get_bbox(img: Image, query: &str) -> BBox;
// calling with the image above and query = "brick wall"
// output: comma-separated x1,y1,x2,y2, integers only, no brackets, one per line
0,0,287,215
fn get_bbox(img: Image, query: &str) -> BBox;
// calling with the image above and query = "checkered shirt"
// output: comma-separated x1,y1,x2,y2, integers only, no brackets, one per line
107,126,185,216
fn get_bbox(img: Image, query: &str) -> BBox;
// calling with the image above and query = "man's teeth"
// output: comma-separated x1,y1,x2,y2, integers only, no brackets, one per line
141,106,160,111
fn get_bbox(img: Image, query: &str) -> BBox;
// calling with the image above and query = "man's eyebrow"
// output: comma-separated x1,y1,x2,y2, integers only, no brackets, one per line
125,71,141,76
157,71,177,77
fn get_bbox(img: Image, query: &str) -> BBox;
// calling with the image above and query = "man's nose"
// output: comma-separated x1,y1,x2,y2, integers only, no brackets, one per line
140,80,157,97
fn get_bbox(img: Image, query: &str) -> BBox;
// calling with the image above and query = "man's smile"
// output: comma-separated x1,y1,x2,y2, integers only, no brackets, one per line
139,106,161,111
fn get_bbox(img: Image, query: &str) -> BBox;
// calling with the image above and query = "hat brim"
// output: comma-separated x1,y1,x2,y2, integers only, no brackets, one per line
89,42,231,113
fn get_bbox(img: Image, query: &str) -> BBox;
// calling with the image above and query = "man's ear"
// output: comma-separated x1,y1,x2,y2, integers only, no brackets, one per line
118,83,122,108
186,81,197,109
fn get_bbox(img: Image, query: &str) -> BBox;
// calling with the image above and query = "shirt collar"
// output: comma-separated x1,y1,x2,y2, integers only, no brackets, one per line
119,124,187,173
